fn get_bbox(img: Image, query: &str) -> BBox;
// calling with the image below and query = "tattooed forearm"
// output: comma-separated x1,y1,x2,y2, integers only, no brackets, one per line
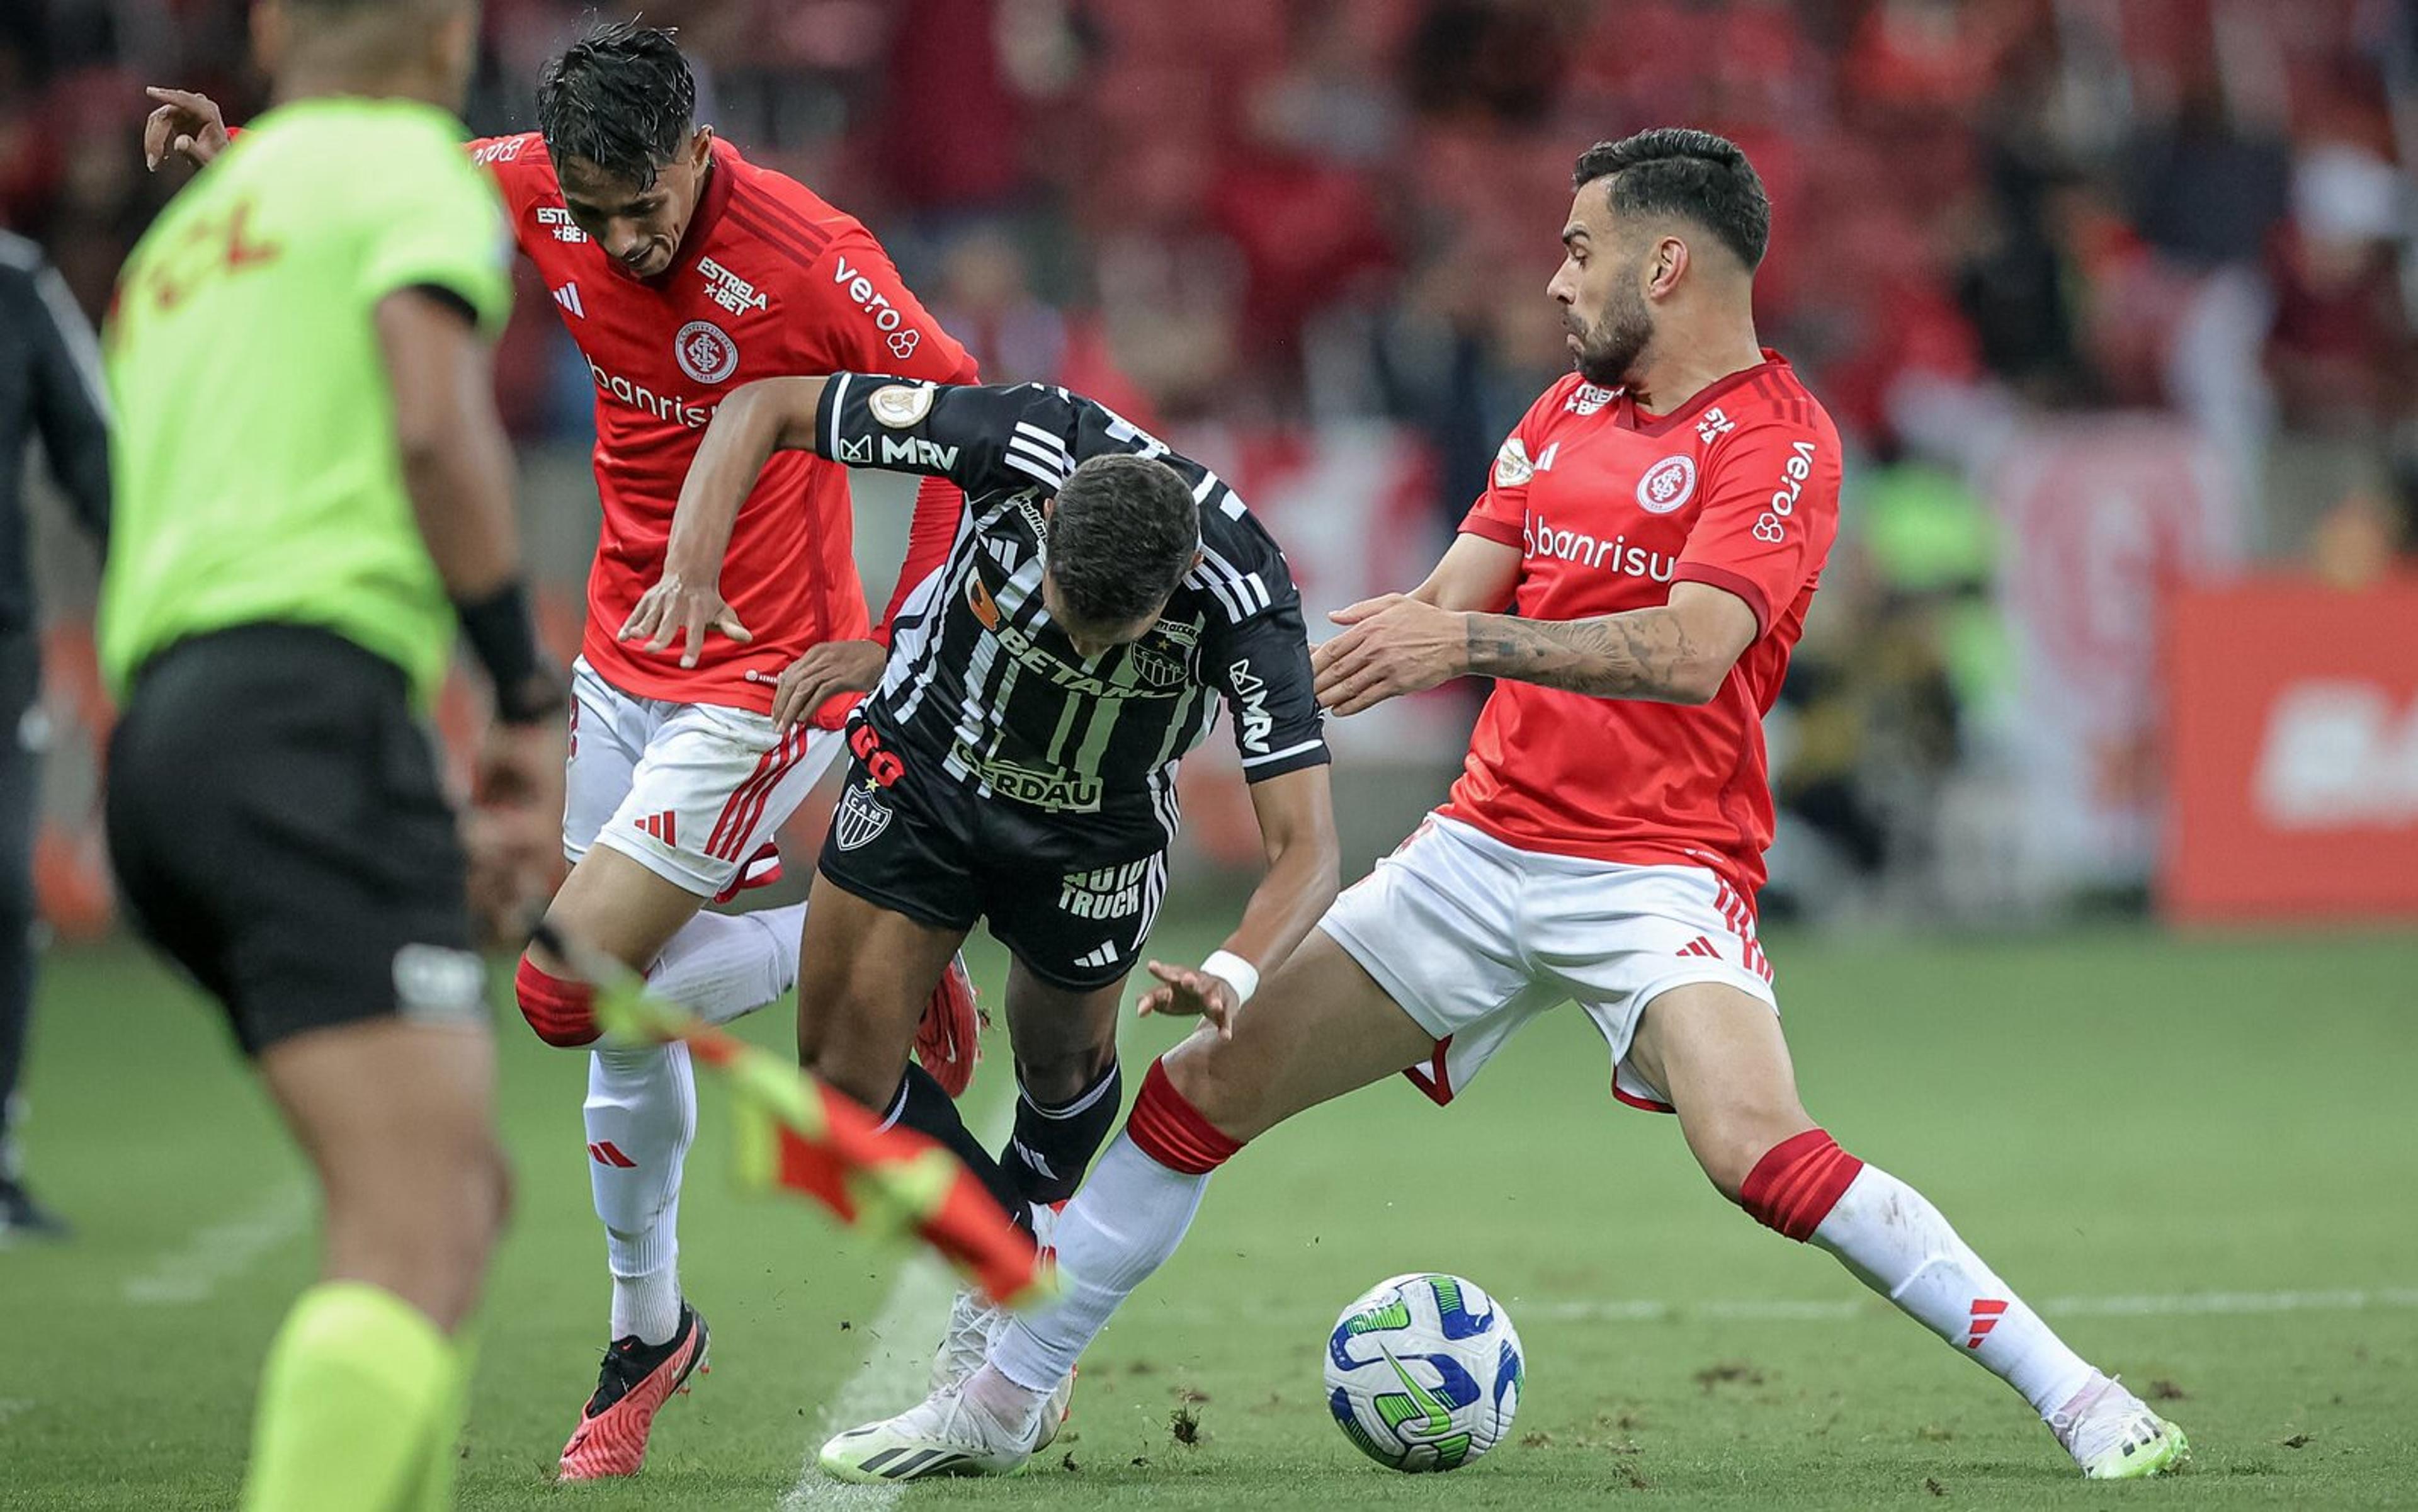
1463,607,1711,700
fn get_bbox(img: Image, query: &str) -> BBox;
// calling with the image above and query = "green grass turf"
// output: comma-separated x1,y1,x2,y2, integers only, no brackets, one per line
4,923,2414,1509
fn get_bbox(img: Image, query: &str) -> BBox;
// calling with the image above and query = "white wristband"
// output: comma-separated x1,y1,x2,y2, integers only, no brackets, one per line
1199,950,1260,1007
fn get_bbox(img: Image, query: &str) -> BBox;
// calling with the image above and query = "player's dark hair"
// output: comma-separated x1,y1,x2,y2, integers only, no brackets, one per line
536,19,695,188
1573,129,1770,270
1047,455,1201,629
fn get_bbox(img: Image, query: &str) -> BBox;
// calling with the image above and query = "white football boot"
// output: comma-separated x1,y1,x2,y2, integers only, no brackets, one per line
818,1372,1050,1484
928,1203,1075,1441
2048,1372,2191,1479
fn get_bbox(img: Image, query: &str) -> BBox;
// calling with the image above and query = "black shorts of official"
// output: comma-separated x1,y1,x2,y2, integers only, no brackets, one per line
105,625,487,1057
815,753,1168,994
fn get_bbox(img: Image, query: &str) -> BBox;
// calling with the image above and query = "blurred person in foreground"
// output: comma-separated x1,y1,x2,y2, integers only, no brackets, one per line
815,128,2190,1486
143,21,1002,1479
100,0,564,1506
0,225,110,1242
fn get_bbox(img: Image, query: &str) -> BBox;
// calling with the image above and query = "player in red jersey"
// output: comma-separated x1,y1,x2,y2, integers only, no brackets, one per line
815,130,2191,1486
143,21,999,1480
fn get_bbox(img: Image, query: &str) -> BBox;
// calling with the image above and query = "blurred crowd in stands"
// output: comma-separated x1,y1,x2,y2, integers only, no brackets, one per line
4,0,2413,916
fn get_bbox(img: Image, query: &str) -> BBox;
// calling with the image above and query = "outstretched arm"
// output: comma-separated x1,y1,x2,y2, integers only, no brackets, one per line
1313,579,1757,716
617,376,830,665
1138,766,1340,1038
1462,584,1757,702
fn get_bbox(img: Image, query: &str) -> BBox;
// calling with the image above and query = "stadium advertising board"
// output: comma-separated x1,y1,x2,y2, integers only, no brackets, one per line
2162,575,2418,922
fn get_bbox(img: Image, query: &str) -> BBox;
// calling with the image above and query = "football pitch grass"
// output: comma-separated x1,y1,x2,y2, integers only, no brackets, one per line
5,921,2413,1509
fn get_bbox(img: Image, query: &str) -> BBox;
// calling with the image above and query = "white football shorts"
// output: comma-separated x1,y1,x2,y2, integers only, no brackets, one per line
1319,814,1778,1111
563,657,843,899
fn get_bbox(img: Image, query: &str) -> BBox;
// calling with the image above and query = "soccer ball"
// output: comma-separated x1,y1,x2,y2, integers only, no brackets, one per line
1324,1272,1523,1472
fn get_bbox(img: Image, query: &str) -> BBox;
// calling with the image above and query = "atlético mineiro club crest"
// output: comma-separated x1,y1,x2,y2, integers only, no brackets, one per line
1635,454,1697,514
675,319,739,385
834,782,892,851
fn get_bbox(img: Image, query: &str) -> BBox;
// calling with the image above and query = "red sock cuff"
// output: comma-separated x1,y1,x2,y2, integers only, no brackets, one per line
1125,1059,1244,1175
514,957,599,1047
1739,1128,1865,1242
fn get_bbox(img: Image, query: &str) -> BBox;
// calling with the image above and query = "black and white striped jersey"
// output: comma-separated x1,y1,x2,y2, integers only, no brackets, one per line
815,374,1328,856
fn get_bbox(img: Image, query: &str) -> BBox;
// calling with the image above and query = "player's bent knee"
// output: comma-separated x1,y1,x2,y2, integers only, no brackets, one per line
803,1034,909,1112
1732,1127,1863,1241
514,956,599,1047
1014,1041,1117,1107
1129,1057,1246,1174
1148,1050,1256,1161
1695,1115,1813,1200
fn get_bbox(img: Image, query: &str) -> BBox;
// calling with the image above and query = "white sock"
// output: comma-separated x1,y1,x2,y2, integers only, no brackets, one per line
644,904,805,1026
989,1134,1210,1393
586,1039,697,1344
1810,1164,2096,1415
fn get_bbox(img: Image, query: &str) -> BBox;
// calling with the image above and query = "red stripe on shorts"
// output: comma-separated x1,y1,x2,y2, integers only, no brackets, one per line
708,730,790,861
720,726,809,863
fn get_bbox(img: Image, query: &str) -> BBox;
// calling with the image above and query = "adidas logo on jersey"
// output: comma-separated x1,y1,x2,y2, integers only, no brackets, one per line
552,281,585,317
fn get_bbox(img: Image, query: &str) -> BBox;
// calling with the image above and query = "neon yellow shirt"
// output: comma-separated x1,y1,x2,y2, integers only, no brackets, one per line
101,96,511,704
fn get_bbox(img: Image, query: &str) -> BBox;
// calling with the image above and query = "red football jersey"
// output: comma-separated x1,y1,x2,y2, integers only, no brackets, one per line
1441,352,1842,896
472,132,977,712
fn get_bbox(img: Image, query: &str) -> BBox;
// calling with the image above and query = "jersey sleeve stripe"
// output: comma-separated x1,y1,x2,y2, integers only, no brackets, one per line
725,204,831,271
729,181,836,248
826,372,855,458
1198,543,1273,613
1239,737,1325,768
1183,564,1249,622
1002,445,1071,491
1011,422,1077,469
1004,433,1072,478
736,186,841,250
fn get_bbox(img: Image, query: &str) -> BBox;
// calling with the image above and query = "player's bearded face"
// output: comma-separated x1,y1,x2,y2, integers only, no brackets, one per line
1568,255,1655,389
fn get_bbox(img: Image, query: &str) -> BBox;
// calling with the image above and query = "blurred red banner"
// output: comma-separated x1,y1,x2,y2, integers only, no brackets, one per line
2162,575,2418,923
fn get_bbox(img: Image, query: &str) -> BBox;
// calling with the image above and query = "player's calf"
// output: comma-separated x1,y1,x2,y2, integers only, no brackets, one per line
999,1056,1121,1208
996,963,1126,1207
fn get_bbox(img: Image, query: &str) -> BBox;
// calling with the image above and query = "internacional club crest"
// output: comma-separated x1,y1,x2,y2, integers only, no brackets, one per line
833,780,892,851
674,319,740,385
1635,454,1698,514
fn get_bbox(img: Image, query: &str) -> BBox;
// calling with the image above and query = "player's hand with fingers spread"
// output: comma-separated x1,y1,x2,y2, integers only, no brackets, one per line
1312,593,1470,716
1136,960,1242,1040
768,639,886,729
618,571,752,668
142,87,230,171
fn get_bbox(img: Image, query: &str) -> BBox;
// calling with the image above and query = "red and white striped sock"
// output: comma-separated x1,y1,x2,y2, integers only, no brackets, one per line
990,1060,1239,1394
1742,1130,2094,1416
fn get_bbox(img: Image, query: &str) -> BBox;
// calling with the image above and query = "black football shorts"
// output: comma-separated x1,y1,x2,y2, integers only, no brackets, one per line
106,625,487,1055
815,727,1168,994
